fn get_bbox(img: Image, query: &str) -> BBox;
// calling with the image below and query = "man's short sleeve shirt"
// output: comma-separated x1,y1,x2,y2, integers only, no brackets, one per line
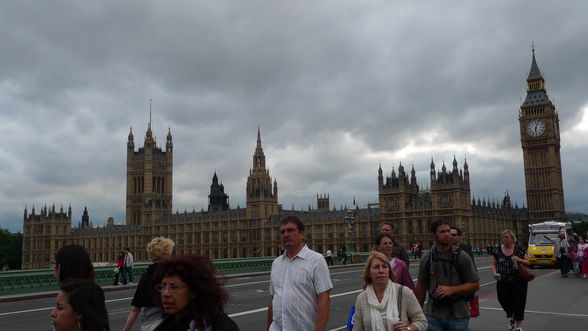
269,245,333,331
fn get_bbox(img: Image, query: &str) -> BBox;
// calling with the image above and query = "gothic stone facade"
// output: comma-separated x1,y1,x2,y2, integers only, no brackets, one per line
519,50,565,222
378,159,529,250
21,52,563,269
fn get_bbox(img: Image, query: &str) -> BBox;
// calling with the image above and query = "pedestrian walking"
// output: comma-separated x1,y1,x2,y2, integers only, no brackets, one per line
267,216,332,331
113,251,125,286
326,249,334,266
120,248,134,285
413,244,421,259
153,255,239,331
54,244,95,283
352,252,427,331
578,237,588,279
569,246,580,277
375,232,415,291
381,222,410,266
124,237,175,331
415,219,479,331
544,233,570,277
339,247,347,265
492,230,530,331
449,227,473,258
50,279,109,331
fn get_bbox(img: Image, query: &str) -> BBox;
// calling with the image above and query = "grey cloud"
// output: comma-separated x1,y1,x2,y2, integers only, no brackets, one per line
1,1,587,231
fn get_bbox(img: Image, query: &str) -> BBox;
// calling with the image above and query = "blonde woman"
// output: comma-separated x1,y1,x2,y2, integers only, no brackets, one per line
353,252,427,331
123,237,175,331
491,230,529,331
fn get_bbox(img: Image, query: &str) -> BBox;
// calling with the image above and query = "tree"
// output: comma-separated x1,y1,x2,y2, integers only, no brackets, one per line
0,228,22,270
572,222,588,237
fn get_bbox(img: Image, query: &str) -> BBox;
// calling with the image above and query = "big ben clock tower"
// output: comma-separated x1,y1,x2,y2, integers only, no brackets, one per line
519,49,565,222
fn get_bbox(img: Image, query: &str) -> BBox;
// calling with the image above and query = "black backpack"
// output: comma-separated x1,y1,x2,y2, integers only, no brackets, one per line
427,245,475,302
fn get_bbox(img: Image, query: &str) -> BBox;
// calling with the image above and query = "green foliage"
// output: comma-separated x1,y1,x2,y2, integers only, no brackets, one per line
572,222,588,237
0,228,22,270
567,212,588,236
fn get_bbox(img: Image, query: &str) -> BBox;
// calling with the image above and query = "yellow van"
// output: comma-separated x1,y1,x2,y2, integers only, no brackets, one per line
527,221,572,268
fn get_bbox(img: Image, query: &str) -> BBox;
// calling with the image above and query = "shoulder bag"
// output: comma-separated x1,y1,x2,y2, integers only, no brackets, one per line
517,263,535,281
515,246,535,281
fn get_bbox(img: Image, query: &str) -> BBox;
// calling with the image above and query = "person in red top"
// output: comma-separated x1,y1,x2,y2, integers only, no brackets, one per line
413,244,420,259
113,251,125,286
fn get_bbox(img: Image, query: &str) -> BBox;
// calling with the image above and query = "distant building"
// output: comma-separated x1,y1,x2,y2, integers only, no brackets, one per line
21,51,564,269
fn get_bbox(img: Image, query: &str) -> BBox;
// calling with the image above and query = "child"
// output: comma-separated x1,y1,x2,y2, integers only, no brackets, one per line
569,247,580,277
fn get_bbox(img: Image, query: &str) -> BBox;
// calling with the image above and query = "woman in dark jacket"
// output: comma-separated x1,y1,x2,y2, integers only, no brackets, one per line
153,255,239,331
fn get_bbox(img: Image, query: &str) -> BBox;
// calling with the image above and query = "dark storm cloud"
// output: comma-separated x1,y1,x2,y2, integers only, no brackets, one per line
1,0,587,232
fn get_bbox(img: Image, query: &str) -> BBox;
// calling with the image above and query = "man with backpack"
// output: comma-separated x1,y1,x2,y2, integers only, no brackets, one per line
415,220,480,331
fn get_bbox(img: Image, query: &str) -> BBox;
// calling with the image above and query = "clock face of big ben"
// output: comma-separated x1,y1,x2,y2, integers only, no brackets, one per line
527,120,545,137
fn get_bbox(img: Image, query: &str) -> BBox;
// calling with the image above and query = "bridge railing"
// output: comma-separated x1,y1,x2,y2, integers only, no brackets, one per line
1,253,372,296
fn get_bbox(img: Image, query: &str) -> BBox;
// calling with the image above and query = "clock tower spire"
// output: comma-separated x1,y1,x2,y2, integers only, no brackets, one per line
519,48,565,222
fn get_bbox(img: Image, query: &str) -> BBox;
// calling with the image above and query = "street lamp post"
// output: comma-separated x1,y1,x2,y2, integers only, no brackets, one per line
344,210,361,263
461,223,467,243
344,210,355,254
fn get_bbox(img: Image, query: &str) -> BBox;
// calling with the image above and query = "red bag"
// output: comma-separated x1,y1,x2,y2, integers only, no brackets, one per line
469,295,480,318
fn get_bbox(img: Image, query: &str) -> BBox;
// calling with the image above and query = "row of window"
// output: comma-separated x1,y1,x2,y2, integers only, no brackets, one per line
132,176,167,194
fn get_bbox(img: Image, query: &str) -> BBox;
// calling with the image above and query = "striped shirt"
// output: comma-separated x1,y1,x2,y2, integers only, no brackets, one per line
269,245,333,331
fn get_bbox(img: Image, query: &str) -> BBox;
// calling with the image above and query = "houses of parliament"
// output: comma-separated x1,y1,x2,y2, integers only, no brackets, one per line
21,51,565,269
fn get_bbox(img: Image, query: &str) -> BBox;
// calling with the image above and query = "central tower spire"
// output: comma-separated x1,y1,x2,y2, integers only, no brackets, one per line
252,125,266,171
246,126,278,218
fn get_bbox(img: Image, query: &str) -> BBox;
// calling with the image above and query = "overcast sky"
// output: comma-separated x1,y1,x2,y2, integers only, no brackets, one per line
1,1,587,232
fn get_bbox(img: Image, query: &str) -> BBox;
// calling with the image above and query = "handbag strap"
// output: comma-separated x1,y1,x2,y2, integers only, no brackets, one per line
397,285,404,320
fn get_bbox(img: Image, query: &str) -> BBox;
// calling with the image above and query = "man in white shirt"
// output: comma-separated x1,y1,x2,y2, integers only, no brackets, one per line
267,216,332,331
121,248,134,285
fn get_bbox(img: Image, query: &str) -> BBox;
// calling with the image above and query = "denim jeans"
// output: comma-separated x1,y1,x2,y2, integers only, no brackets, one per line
121,266,133,284
426,315,469,331
558,255,570,275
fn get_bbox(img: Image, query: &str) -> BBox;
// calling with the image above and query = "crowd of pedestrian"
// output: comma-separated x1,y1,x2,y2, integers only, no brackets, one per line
543,231,588,278
49,217,584,331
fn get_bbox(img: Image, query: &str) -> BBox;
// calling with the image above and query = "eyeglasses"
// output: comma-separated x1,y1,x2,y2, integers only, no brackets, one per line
154,284,188,293
450,233,459,237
